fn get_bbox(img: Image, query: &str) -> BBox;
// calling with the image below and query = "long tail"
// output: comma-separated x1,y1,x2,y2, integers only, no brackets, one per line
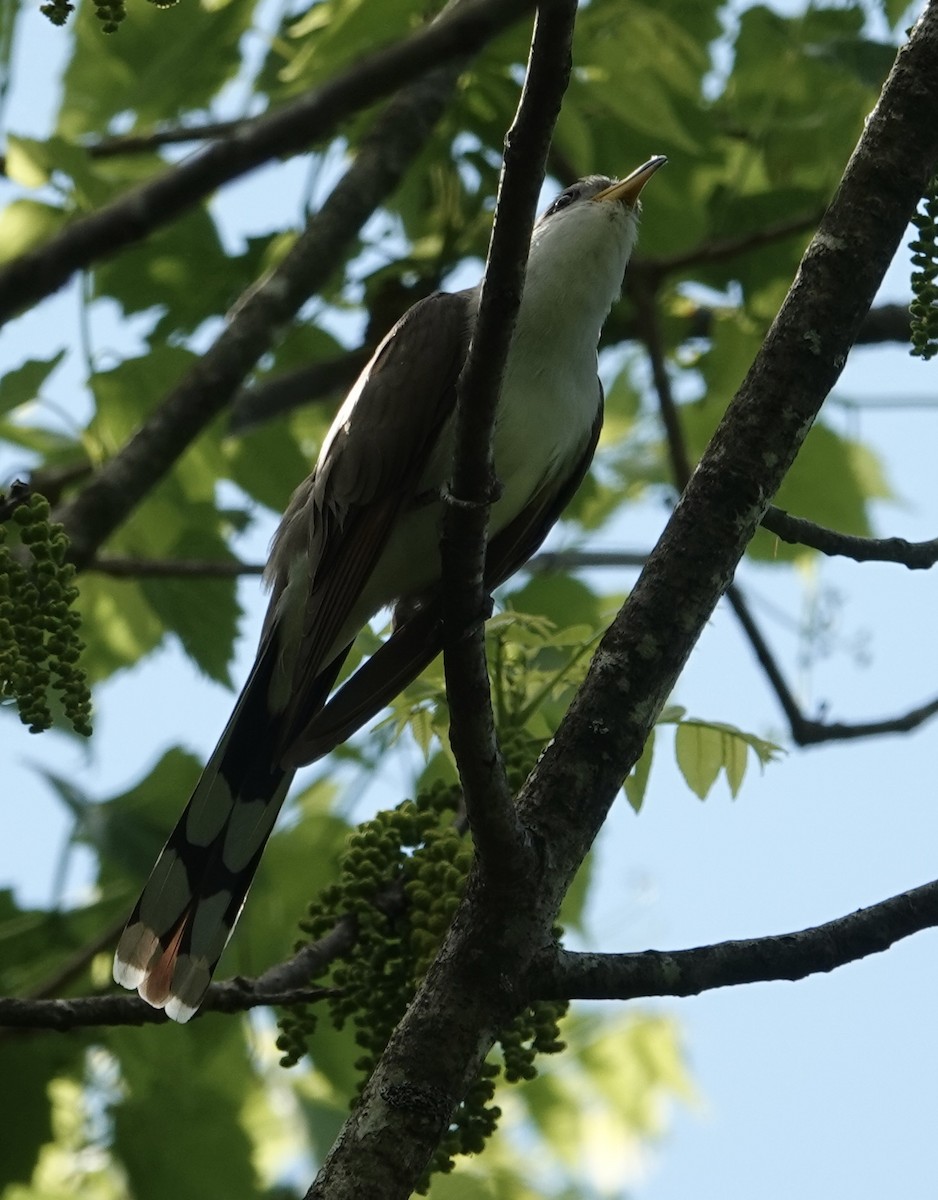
112,641,345,1022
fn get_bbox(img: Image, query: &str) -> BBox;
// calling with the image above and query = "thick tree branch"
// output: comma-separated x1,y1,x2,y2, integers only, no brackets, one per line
11,874,938,1030
441,4,577,877
535,877,938,1000
514,0,938,901
632,163,938,752
0,0,537,326
55,65,460,567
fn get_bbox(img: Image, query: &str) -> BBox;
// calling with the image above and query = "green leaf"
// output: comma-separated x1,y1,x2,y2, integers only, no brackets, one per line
625,729,654,813
672,718,782,800
4,134,54,188
58,0,259,138
504,574,602,630
0,1036,86,1185
75,574,166,683
76,749,202,885
0,199,65,263
94,204,234,339
139,528,242,686
0,351,65,417
110,1019,264,1200
223,418,313,514
674,720,724,800
89,346,199,453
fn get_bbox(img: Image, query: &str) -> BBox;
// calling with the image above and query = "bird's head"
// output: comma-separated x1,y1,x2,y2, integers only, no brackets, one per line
524,156,667,329
532,155,666,260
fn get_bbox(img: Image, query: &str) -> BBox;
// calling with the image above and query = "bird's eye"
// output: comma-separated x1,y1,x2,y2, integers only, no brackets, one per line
545,189,577,217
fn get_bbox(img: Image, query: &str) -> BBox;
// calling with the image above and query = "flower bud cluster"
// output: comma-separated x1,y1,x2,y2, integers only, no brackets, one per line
910,175,938,360
277,732,567,1186
0,491,92,736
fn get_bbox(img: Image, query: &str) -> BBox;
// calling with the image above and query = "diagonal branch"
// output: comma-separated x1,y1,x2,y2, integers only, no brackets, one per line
516,1,938,897
535,876,938,1000
632,185,938,750
0,0,537,326
441,2,577,876
55,64,460,567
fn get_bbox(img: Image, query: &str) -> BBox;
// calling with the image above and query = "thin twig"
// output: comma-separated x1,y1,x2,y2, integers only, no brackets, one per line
728,585,938,745
89,556,263,578
0,914,357,1033
441,2,578,875
637,210,823,283
762,506,938,568
88,119,247,158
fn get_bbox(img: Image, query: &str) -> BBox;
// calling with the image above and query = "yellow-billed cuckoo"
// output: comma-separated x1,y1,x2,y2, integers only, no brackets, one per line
113,155,666,1021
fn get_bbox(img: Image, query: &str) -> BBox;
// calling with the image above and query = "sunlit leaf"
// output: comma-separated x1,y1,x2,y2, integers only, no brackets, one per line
0,351,65,417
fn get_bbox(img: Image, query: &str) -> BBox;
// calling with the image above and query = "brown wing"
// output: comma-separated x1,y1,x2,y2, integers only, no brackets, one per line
287,388,604,765
263,290,472,752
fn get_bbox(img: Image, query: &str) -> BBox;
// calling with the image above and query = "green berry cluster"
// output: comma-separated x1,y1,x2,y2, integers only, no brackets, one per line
92,0,126,33
39,0,75,26
910,174,938,360
276,778,467,1070
0,490,92,736
277,732,567,1187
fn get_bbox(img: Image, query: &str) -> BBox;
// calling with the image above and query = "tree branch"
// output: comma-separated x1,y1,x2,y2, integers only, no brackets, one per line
728,583,938,744
87,118,247,158
631,159,938,753
441,3,577,877
761,505,938,568
514,0,938,899
229,349,372,432
88,556,264,578
535,877,938,1000
0,914,357,1033
11,873,938,1030
0,984,337,1032
55,64,460,567
0,0,537,326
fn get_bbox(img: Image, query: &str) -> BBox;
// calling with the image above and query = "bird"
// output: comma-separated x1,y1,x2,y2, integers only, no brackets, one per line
112,155,666,1022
